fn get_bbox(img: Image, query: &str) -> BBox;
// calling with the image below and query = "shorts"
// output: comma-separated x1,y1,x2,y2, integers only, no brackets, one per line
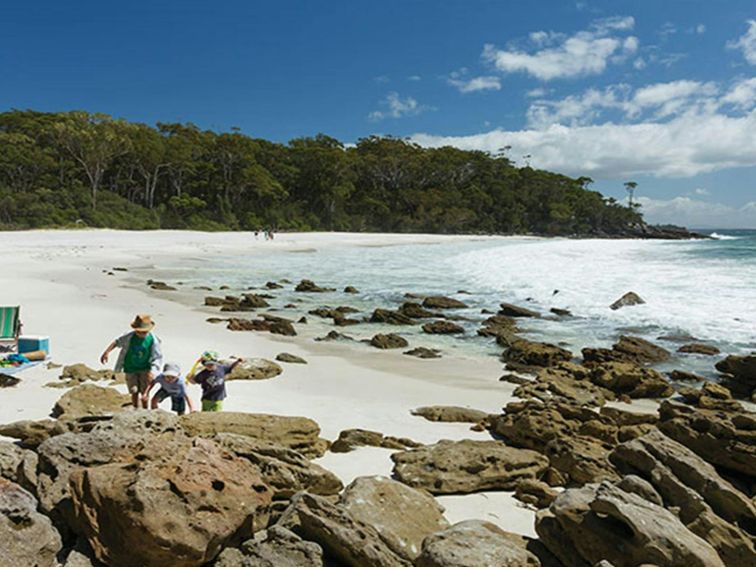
202,399,223,412
155,388,186,414
126,372,151,395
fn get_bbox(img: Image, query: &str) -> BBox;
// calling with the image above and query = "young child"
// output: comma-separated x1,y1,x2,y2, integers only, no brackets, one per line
188,351,243,412
100,314,163,408
146,362,195,415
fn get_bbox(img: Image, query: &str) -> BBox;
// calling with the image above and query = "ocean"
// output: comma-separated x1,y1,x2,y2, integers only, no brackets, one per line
147,230,756,381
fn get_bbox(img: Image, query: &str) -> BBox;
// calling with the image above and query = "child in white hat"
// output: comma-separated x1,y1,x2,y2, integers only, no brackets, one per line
146,362,195,415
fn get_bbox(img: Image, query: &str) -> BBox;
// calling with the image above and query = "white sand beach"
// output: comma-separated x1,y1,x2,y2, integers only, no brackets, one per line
0,230,537,536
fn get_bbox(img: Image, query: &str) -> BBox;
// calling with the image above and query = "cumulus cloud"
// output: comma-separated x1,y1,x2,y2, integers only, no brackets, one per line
482,16,638,80
728,20,756,64
448,75,502,93
720,77,756,109
636,196,756,228
368,92,431,121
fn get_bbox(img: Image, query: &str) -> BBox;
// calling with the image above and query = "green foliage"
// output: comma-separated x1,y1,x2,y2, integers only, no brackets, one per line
0,109,644,235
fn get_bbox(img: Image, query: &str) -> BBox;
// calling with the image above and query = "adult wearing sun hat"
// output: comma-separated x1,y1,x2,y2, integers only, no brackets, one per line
100,314,163,408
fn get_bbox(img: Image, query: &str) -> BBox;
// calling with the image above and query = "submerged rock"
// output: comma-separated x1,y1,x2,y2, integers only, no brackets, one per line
499,302,540,318
609,291,645,310
678,343,721,355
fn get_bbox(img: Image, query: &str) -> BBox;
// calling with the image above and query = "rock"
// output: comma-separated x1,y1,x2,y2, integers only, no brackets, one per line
333,314,361,326
657,401,756,482
288,492,412,566
214,433,342,499
341,476,449,561
589,362,674,398
227,358,284,381
370,333,409,349
52,384,132,420
391,440,548,494
609,291,645,310
610,429,756,566
398,302,436,319
411,406,490,423
265,281,284,289
0,479,62,567
678,343,721,355
550,307,572,317
330,429,421,453
61,539,99,567
241,293,271,308
270,320,297,336
370,308,414,325
420,320,462,334
276,353,307,364
514,479,559,509
55,363,121,387
513,363,611,407
295,279,334,293
344,286,359,293
180,412,329,458
0,373,20,387
416,520,541,567
314,330,354,342
69,437,272,567
615,474,663,506
678,383,742,411
502,338,573,369
0,419,65,448
403,347,442,359
477,314,519,339
538,482,725,567
584,335,671,365
0,441,38,492
214,525,324,567
499,302,540,318
422,296,468,309
149,281,176,291
715,354,756,399
668,369,707,382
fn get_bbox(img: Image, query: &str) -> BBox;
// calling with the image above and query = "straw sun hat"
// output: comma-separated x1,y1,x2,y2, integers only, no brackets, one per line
130,314,155,331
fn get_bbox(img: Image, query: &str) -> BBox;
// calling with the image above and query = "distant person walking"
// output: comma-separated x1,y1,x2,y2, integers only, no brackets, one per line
100,314,163,408
188,350,243,411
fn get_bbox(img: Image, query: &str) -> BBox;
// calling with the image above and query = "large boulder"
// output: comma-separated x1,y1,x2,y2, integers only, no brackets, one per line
52,384,132,419
610,430,756,566
589,361,674,398
341,476,449,561
213,525,324,567
422,320,464,334
657,401,756,482
513,363,612,407
391,440,548,494
502,338,573,369
0,479,62,567
69,437,272,567
422,296,468,309
213,433,342,499
477,314,519,339
536,481,724,567
499,302,540,318
180,412,329,458
609,291,645,310
370,309,415,326
715,354,756,399
416,520,541,567
227,358,284,381
0,441,38,492
583,336,670,365
411,406,490,423
370,333,409,350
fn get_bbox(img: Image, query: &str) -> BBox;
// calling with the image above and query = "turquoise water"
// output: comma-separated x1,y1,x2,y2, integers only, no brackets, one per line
147,230,756,381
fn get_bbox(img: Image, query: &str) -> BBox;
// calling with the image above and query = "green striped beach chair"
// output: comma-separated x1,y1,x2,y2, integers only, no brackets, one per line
0,306,21,353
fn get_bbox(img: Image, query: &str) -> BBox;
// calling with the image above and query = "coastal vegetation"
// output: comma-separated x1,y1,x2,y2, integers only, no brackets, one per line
0,110,643,234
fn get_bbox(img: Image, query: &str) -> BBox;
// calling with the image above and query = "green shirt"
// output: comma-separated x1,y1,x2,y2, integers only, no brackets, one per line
123,333,154,373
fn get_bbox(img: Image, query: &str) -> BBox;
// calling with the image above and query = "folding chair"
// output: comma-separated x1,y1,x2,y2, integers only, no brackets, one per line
0,306,21,353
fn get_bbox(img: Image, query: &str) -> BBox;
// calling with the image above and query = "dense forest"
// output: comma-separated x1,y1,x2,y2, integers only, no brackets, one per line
0,110,644,234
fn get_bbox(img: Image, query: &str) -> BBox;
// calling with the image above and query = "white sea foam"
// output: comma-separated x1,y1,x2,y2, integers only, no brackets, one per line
709,232,739,240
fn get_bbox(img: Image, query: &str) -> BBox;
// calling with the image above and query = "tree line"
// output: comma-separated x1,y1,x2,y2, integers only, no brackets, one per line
0,110,642,234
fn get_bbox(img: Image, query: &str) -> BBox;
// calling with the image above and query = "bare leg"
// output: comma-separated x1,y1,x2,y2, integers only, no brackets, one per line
150,397,159,410
131,392,139,408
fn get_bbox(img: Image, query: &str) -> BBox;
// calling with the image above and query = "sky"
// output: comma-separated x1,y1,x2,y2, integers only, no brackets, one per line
1,0,755,228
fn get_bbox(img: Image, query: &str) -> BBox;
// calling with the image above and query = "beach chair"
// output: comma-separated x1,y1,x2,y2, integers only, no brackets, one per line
0,306,21,353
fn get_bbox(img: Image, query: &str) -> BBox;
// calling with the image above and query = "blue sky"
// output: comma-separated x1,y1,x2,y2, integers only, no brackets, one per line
2,0,755,227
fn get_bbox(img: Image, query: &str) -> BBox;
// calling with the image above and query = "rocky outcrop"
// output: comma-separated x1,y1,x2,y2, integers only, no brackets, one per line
609,291,645,310
513,363,612,407
391,440,548,494
514,479,559,509
416,520,541,567
583,335,670,365
610,430,756,566
715,353,756,400
227,317,297,336
422,296,468,309
0,419,65,448
589,362,674,398
370,333,409,349
51,364,121,388
657,401,756,482
330,429,421,453
398,302,436,319
678,382,742,411
403,347,442,359
276,353,307,364
52,384,132,420
0,479,62,567
421,320,464,334
69,437,272,567
295,280,334,293
477,314,518,339
227,358,284,380
214,525,325,567
180,412,329,458
502,338,573,369
499,302,540,318
536,481,724,567
0,441,38,492
341,476,449,561
370,309,414,326
678,343,721,355
344,286,359,293
411,406,490,423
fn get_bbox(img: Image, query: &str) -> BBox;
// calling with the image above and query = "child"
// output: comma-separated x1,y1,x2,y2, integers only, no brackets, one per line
188,350,243,412
146,362,195,415
100,314,163,408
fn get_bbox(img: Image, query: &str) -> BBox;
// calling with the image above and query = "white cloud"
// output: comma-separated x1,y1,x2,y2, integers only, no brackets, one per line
636,196,756,228
449,75,502,93
373,75,390,84
692,187,710,196
720,77,756,110
411,108,756,179
633,57,647,70
695,24,706,35
727,20,756,65
408,75,422,81
526,88,548,98
482,16,638,80
368,92,430,121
